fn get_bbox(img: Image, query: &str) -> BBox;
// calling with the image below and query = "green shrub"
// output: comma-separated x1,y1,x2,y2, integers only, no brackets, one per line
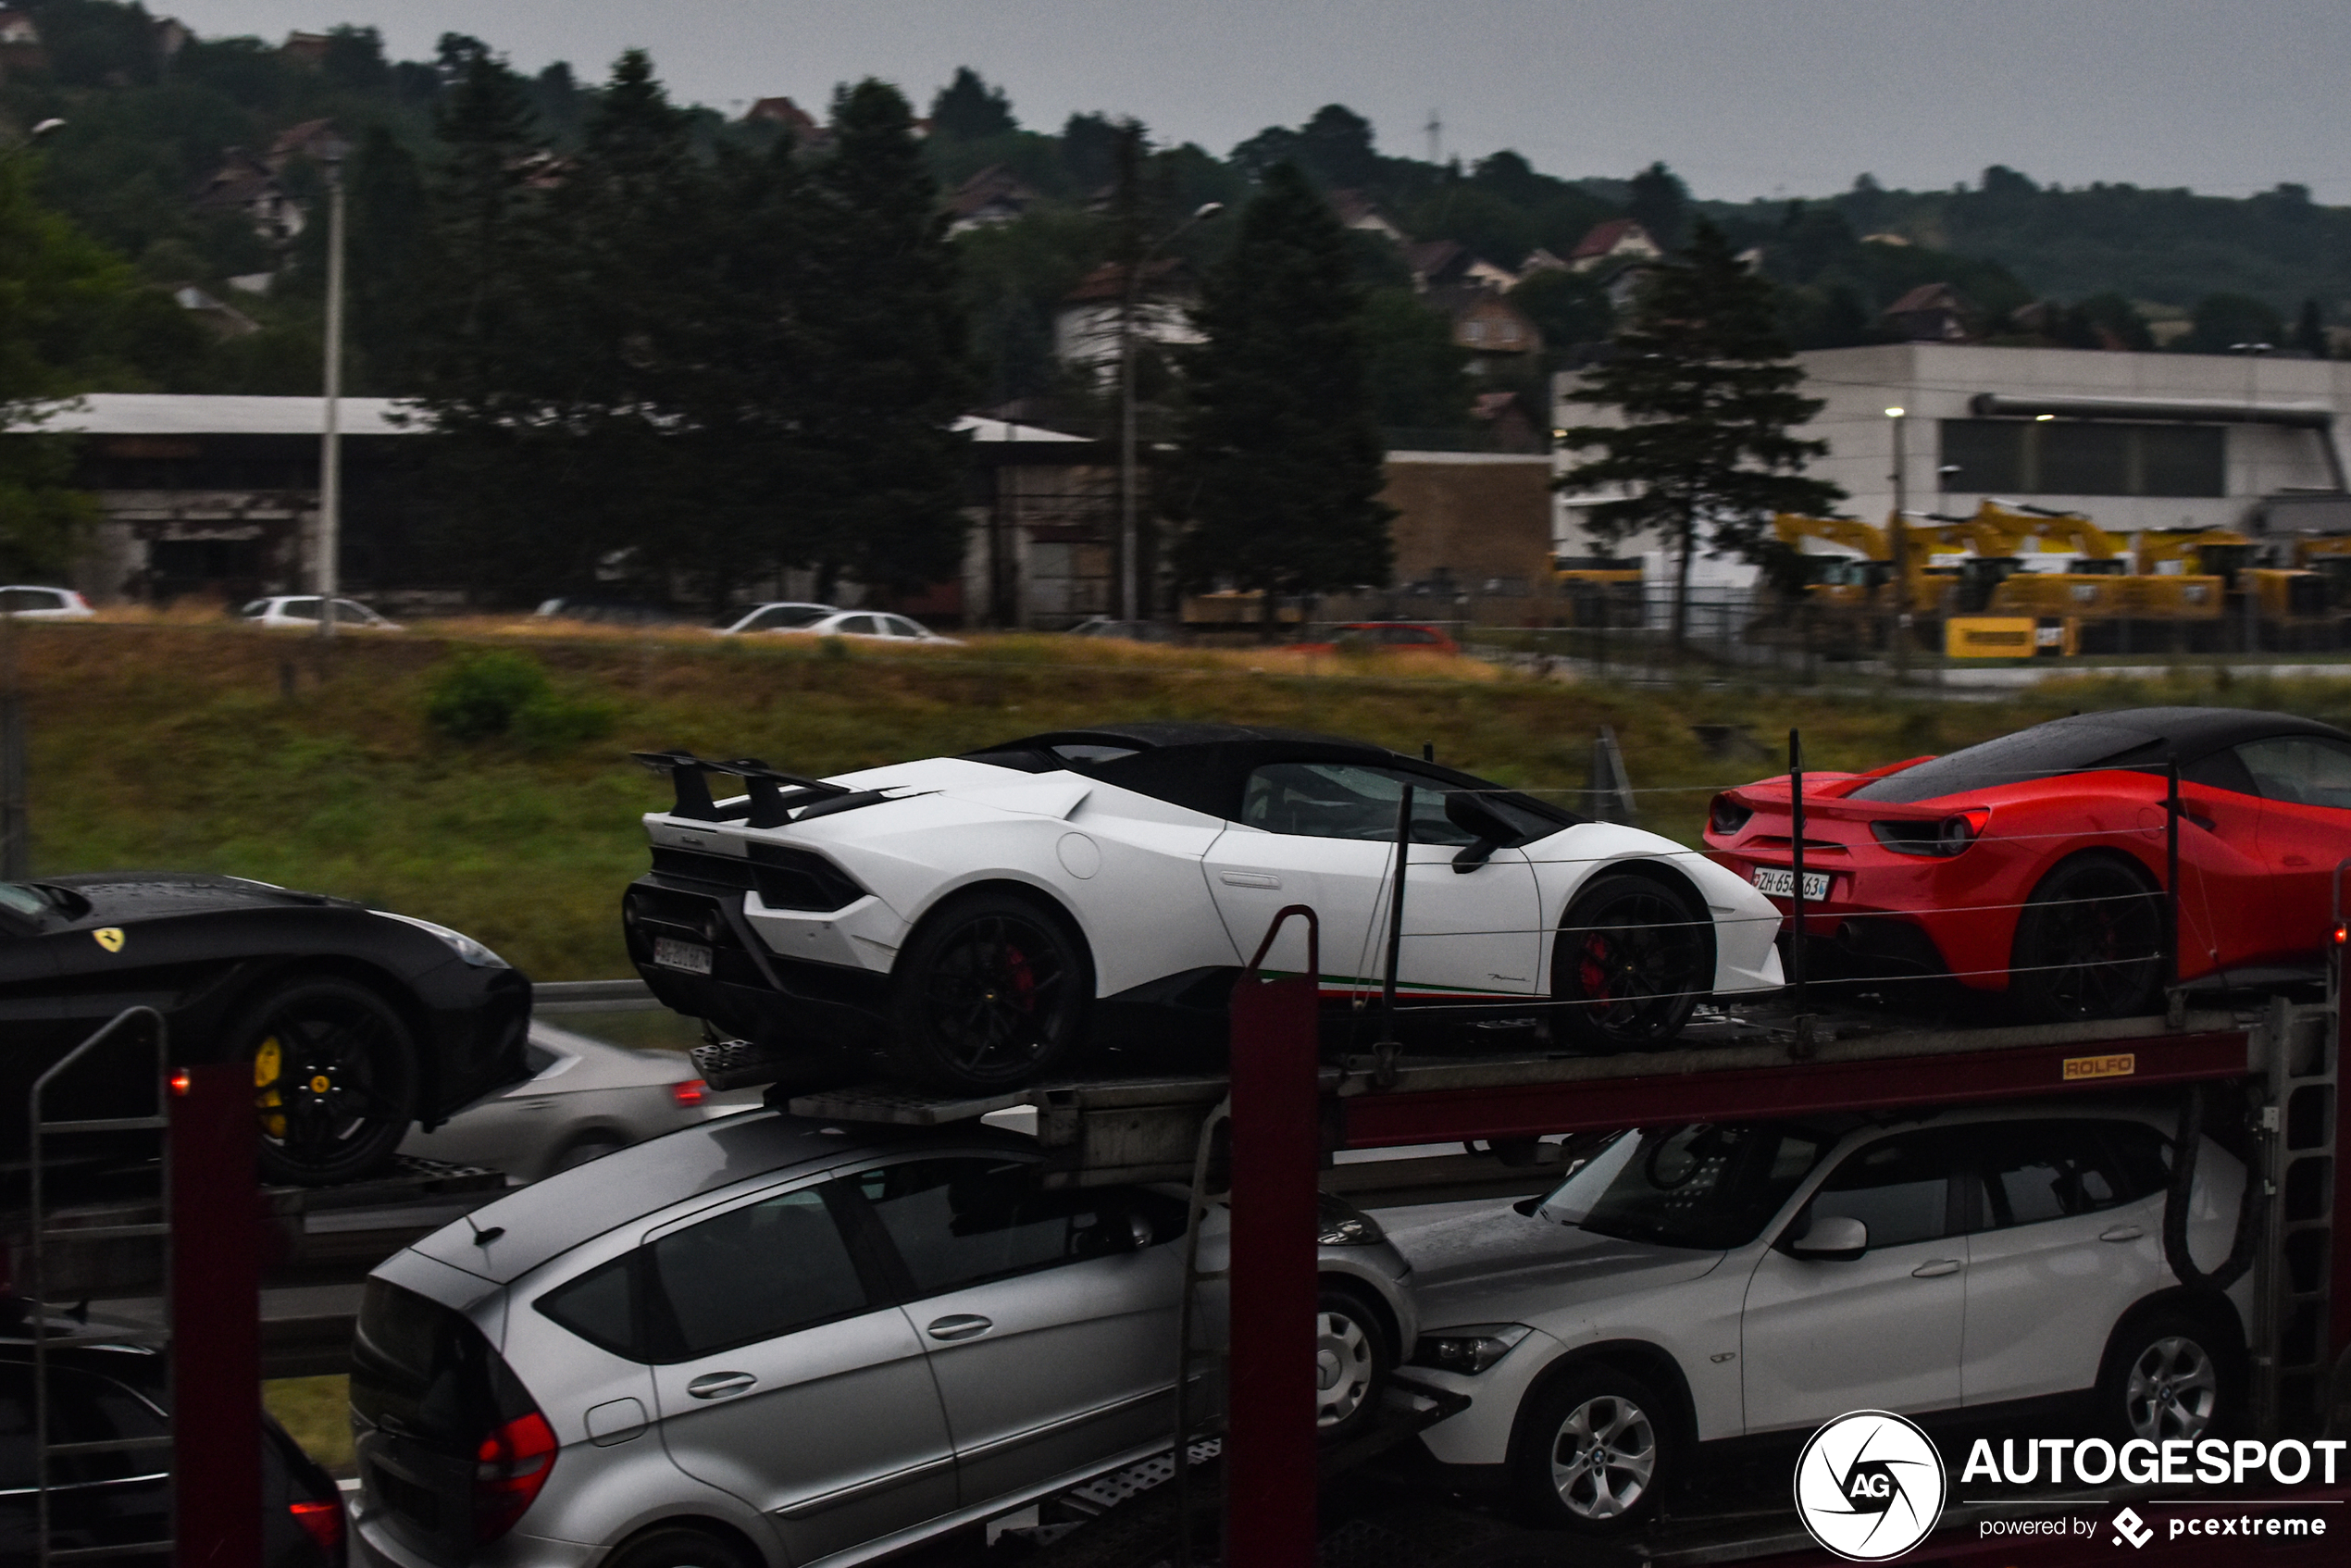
424,651,551,740
512,691,617,752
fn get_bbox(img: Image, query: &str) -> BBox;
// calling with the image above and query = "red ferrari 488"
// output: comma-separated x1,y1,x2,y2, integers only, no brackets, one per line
1703,707,2351,1020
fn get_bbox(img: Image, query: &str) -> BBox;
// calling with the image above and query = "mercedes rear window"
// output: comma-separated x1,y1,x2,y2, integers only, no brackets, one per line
1847,723,2162,803
351,1280,526,1453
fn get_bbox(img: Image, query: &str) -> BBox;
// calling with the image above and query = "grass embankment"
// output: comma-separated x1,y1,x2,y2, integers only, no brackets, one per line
17,619,2345,979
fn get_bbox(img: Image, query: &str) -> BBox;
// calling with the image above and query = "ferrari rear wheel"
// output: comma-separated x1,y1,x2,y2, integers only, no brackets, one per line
888,891,1091,1093
234,977,419,1186
2009,853,2165,1022
1550,874,1708,1054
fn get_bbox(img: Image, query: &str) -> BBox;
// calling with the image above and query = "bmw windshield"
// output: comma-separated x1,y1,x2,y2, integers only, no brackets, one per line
1535,1124,1834,1250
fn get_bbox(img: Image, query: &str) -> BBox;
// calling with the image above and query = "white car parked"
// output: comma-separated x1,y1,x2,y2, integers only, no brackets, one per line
1390,1102,2250,1533
0,585,93,619
398,1022,712,1182
712,602,838,636
626,723,1783,1093
789,610,963,646
239,595,402,630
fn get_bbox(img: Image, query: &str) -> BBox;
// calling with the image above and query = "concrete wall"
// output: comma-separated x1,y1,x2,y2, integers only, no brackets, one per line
1381,452,1555,591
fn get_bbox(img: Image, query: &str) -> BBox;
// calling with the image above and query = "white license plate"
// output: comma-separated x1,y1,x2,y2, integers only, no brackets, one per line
654,938,713,976
1752,867,1830,902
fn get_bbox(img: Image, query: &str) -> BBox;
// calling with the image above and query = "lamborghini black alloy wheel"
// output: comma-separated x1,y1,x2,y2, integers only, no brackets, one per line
240,977,420,1186
891,893,1088,1092
1551,874,1706,1054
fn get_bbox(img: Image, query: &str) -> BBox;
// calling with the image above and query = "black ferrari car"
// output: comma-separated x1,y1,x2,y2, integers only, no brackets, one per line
0,874,529,1186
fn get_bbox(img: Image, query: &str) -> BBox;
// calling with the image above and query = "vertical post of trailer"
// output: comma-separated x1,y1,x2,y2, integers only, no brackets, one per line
172,1062,260,1568
1381,785,1412,1039
1788,729,1807,1002
1225,923,1322,1568
2166,761,2183,989
2332,866,2351,1407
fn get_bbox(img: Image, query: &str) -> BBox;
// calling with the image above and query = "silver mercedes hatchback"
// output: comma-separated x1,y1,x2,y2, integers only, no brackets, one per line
348,1110,1415,1568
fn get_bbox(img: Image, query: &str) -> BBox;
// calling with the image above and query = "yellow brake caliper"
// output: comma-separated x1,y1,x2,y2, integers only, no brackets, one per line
255,1036,286,1139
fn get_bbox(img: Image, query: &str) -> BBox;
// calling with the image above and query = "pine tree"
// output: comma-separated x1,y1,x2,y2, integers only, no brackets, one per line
928,68,1016,141
408,41,563,599
1172,161,1392,633
1559,219,1843,648
801,80,976,600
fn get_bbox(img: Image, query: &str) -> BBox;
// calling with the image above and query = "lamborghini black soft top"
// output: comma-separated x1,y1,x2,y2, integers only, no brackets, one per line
963,722,1583,828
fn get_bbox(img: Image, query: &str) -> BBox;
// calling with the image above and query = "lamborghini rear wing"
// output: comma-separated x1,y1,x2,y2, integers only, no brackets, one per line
632,751,857,828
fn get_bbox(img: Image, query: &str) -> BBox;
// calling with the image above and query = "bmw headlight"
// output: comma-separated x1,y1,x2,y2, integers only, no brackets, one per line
376,910,510,968
1317,1192,1386,1247
1411,1324,1532,1375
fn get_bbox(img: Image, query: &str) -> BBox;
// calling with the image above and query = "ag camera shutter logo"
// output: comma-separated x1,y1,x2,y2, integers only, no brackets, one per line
1794,1410,1948,1561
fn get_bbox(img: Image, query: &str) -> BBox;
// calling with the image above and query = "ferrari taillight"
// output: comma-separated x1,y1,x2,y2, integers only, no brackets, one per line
1871,807,1989,857
1708,794,1753,837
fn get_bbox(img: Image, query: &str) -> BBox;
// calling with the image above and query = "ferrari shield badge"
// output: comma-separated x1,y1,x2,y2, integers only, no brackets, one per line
92,927,125,953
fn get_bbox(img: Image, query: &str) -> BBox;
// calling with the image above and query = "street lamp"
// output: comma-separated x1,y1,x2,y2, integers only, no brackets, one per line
316,131,351,639
1119,200,1224,623
1885,406,1909,677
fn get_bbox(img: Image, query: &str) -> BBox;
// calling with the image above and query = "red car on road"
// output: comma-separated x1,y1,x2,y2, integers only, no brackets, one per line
1292,621,1462,656
1702,707,2351,1020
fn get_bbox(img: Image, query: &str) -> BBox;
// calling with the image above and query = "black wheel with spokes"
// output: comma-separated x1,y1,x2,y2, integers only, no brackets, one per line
233,977,419,1186
2009,853,2164,1022
888,891,1091,1092
1550,874,1709,1054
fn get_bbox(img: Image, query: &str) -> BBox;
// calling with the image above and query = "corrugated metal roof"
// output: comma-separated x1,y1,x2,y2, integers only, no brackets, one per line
25,393,1087,443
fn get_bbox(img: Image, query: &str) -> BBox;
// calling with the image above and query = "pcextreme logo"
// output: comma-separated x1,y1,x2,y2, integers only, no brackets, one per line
1794,1411,1948,1562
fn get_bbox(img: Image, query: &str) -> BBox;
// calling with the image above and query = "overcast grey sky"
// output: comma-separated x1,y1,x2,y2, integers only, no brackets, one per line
165,1,2351,203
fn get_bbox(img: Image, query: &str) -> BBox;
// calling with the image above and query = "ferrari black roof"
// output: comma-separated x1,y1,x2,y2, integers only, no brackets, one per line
1849,706,2349,804
2025,707,2347,750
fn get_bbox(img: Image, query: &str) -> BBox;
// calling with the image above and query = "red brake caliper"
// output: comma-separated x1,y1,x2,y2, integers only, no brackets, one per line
1579,934,1613,998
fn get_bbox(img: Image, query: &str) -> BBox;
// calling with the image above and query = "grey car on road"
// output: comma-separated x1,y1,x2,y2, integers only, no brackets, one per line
350,1110,1414,1568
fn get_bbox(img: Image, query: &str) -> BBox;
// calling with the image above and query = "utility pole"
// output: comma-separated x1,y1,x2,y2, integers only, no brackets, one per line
1118,200,1224,623
1424,110,1442,165
2,118,67,877
1886,404,1909,679
316,133,349,641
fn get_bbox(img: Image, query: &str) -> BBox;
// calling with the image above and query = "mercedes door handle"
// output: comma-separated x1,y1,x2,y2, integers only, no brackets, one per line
2100,1225,2146,1242
686,1372,755,1400
927,1314,994,1341
1911,1259,1962,1278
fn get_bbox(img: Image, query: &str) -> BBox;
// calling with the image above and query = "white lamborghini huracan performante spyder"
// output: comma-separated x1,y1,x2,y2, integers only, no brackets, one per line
623,724,1785,1093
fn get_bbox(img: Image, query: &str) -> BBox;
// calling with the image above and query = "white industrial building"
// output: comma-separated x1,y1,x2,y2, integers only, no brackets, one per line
1553,343,2351,584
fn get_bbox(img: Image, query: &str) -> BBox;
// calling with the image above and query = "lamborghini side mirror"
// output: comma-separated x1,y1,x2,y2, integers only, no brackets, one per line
1446,791,1519,873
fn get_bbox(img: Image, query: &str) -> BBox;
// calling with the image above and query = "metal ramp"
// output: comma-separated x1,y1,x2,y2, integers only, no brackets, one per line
24,1008,174,1567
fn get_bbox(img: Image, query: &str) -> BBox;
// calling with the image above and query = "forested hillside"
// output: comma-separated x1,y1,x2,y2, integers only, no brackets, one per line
0,0,2343,417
